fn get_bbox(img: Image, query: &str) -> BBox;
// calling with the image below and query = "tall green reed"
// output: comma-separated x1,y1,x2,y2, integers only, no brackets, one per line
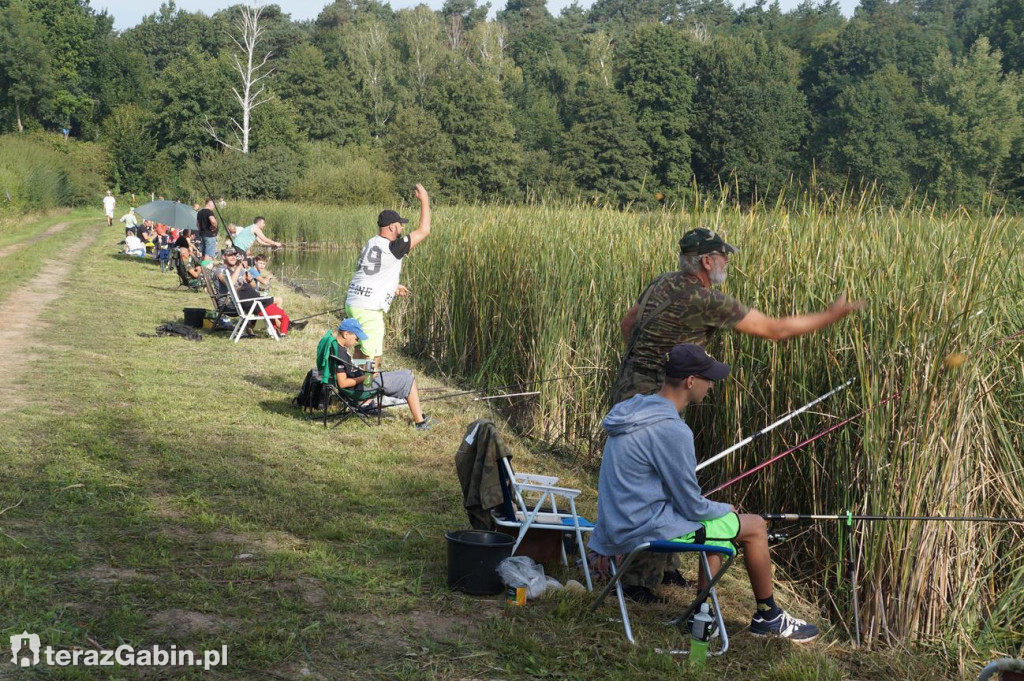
230,194,1024,664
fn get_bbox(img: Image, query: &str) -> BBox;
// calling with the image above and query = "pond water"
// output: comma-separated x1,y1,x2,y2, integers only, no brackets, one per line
266,247,359,303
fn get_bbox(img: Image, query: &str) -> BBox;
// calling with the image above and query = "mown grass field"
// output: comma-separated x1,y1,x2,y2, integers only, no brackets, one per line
0,212,958,679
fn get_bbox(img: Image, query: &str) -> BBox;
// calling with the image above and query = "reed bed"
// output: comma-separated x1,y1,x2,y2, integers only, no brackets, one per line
230,195,1024,663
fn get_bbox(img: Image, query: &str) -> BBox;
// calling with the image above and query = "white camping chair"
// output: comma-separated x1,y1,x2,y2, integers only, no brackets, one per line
492,455,593,591
225,272,281,343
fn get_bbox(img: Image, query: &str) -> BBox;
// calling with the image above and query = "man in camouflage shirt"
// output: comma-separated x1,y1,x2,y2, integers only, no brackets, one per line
607,228,864,602
611,228,863,406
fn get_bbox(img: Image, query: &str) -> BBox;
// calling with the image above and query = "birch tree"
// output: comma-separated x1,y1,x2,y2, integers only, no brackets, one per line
342,16,397,138
205,4,273,153
397,7,444,107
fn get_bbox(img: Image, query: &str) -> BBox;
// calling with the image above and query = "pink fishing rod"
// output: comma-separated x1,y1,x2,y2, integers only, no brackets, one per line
707,391,902,495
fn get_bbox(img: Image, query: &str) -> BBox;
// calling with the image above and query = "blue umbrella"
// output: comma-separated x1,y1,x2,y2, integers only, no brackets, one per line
134,200,198,232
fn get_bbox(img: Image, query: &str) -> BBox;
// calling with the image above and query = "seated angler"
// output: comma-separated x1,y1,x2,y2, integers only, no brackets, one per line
175,239,203,289
247,253,275,295
213,248,292,337
123,229,146,257
588,343,819,642
226,216,281,259
316,318,437,431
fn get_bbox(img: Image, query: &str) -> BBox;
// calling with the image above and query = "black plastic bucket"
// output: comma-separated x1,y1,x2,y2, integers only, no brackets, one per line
183,308,206,328
445,530,514,595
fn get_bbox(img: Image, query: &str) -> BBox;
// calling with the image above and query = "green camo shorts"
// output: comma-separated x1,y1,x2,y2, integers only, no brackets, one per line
670,512,740,551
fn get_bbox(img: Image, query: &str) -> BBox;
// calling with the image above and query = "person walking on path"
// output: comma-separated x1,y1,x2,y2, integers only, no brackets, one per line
611,228,864,406
196,197,219,262
344,184,432,369
103,191,116,226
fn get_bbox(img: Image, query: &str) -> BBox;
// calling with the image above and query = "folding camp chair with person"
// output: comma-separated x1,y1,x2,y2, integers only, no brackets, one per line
321,357,383,428
200,268,236,330
224,270,281,343
589,343,821,649
590,539,736,650
316,318,438,431
492,452,594,591
172,248,202,291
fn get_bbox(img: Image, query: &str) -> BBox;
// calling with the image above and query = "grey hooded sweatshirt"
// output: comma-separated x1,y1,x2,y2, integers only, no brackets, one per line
588,393,732,556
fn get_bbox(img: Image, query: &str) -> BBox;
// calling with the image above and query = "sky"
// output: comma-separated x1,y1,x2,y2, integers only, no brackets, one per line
100,0,858,32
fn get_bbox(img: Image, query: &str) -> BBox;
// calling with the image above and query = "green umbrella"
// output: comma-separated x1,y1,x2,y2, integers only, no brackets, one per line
134,200,198,232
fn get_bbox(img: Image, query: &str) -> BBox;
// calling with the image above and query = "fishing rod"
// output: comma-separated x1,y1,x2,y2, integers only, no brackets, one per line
473,391,540,401
190,157,228,233
419,370,607,404
695,378,855,472
290,307,346,324
707,391,901,495
763,512,1024,524
760,507,1024,646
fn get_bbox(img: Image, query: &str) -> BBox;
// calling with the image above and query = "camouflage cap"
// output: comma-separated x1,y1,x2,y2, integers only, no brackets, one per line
678,228,739,256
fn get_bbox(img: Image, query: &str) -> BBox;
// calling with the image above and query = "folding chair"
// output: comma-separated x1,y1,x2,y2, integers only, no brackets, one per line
321,355,383,428
492,455,593,591
172,250,202,292
224,274,281,343
200,268,234,328
590,540,735,652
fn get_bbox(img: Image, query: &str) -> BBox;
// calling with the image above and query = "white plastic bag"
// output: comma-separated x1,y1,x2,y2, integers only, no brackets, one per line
497,556,560,599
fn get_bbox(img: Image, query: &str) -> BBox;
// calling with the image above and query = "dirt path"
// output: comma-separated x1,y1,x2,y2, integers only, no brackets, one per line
0,219,77,259
0,225,98,411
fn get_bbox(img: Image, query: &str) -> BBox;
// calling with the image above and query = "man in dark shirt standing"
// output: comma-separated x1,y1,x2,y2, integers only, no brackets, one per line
196,197,219,262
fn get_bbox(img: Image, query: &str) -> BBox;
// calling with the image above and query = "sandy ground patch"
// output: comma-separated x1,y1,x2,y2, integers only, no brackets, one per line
0,226,98,411
0,219,75,258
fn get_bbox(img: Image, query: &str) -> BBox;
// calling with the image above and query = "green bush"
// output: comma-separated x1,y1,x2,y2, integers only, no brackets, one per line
0,133,105,212
192,145,307,200
288,142,397,206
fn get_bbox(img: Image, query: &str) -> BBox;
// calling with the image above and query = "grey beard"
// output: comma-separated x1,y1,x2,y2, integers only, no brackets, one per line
710,267,727,285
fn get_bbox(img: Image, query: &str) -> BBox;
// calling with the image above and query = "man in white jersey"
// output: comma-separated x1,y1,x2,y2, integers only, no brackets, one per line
102,191,116,226
344,184,432,367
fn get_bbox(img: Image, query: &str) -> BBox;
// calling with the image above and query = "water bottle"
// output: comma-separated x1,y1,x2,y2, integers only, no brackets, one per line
689,602,713,668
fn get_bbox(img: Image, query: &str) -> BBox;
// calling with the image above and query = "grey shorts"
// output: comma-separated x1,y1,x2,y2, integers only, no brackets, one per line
373,369,413,400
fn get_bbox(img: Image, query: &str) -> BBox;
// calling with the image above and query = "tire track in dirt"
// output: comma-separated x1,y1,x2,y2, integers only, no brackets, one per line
0,225,98,412
0,219,78,259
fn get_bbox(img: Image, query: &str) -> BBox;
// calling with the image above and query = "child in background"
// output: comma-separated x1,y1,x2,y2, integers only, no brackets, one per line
248,254,275,296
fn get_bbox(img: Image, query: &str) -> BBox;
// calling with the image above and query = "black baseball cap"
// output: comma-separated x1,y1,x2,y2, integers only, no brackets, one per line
678,228,739,256
664,343,731,381
377,210,409,228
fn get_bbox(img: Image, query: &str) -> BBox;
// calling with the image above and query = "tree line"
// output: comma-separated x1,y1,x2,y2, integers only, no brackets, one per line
1,0,1022,208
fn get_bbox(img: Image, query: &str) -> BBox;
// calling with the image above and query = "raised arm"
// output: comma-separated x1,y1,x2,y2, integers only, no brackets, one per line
408,184,431,251
734,293,865,342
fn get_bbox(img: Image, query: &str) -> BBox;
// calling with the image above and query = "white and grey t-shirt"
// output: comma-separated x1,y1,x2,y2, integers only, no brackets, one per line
345,234,411,312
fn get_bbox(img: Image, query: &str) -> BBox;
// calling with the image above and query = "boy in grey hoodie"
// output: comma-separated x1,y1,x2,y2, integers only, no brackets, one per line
589,343,819,641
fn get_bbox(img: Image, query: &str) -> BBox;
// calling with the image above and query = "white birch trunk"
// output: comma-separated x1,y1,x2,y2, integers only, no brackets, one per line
205,3,274,154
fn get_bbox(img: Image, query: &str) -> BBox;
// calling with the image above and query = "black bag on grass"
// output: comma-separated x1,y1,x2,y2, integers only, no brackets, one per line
155,323,203,342
293,369,326,411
